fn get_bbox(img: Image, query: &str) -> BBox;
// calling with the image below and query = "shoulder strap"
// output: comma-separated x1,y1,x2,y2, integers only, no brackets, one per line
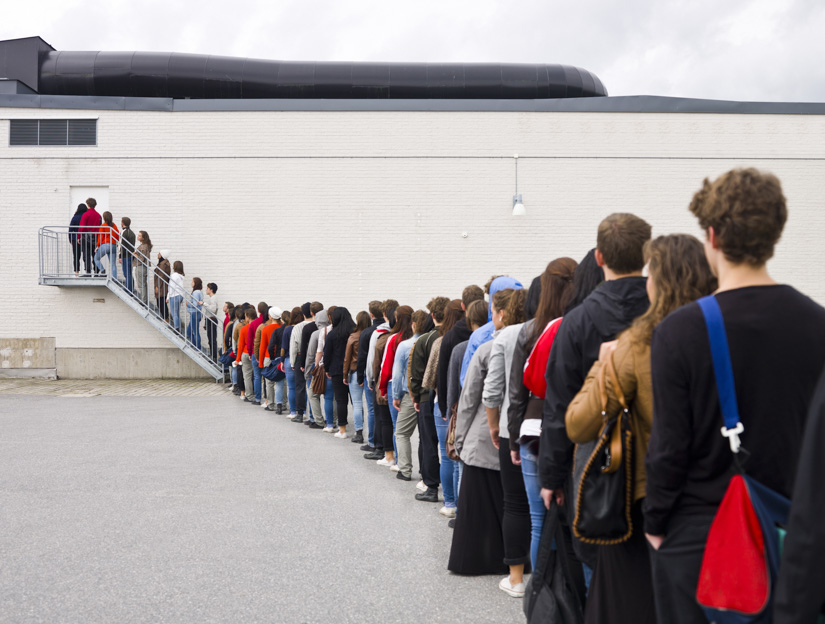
696,295,744,453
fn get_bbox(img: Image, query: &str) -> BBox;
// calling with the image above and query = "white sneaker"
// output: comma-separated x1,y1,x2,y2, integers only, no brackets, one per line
322,426,334,433
287,412,296,419
390,464,401,472
376,458,392,466
439,506,457,518
333,431,348,439
499,576,526,598
415,480,428,492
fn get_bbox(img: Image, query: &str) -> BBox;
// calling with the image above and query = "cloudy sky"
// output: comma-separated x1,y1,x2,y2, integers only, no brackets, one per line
3,0,824,102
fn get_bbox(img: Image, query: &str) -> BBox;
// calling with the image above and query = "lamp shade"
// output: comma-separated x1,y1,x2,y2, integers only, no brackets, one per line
512,194,526,216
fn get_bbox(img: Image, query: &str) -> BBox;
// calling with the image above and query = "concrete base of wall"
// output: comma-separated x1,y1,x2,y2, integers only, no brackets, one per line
0,368,57,379
56,348,212,379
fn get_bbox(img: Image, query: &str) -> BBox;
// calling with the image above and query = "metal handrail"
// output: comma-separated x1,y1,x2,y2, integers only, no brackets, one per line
38,225,222,369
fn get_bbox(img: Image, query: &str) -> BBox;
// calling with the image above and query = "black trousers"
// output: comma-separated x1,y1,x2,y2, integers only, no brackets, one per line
206,318,218,361
649,512,714,624
498,440,532,567
375,401,393,453
71,239,82,272
157,296,168,322
331,374,349,426
417,392,441,489
82,235,95,273
294,365,307,414
372,390,384,452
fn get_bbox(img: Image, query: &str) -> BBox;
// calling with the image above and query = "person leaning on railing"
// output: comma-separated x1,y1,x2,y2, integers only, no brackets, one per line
93,212,120,279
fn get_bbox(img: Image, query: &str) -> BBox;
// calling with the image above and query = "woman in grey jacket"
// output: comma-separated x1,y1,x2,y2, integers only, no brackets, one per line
482,288,530,597
448,299,508,578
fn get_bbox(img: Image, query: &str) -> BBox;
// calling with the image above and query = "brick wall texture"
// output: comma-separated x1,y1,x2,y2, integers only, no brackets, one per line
1,108,824,350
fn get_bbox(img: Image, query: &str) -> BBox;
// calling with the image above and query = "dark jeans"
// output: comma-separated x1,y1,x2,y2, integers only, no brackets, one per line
71,239,82,272
331,374,349,427
372,389,384,452
649,513,714,624
294,365,307,415
157,295,168,322
122,254,133,292
498,440,532,567
82,236,95,273
417,392,441,489
206,318,217,361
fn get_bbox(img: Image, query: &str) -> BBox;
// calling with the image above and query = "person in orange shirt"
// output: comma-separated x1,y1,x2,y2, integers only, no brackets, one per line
259,307,283,409
93,211,120,279
234,308,257,401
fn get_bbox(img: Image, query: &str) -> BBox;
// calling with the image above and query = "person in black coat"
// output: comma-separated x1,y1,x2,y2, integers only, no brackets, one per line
539,214,651,576
68,203,87,276
774,366,825,623
324,307,356,438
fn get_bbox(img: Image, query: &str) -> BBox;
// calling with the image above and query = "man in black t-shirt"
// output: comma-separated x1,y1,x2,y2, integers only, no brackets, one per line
644,169,825,624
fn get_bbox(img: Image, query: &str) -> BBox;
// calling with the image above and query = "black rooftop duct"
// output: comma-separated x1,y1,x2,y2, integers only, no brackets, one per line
1,38,608,99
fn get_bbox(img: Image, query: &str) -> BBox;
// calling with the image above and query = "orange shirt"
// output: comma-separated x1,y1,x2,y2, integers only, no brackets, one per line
97,223,120,247
259,322,282,365
235,324,250,364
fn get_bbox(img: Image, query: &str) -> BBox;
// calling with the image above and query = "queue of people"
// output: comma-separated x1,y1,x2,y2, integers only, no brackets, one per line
77,168,825,622
68,199,221,361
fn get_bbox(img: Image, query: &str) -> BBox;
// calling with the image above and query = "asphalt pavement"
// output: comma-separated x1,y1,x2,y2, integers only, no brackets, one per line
0,391,524,623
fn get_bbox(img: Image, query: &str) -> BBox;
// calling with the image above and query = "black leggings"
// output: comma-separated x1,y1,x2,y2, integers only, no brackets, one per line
331,374,349,427
375,401,393,454
498,440,532,568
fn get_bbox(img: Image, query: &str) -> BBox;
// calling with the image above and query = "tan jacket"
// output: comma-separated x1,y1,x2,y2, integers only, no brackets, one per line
422,336,442,391
565,333,653,503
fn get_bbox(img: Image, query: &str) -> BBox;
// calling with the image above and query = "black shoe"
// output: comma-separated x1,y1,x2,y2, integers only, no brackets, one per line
232,388,241,396
448,519,456,529
291,414,303,422
309,422,324,429
303,419,312,426
264,405,275,411
243,397,253,403
364,451,383,460
415,487,439,503
251,401,261,406
396,472,412,482
275,404,283,415
351,431,364,444
360,444,375,452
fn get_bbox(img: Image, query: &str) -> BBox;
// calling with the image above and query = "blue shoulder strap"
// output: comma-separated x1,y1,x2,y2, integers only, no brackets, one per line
697,295,744,453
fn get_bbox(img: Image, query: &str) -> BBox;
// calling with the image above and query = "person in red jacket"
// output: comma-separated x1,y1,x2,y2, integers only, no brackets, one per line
78,197,101,275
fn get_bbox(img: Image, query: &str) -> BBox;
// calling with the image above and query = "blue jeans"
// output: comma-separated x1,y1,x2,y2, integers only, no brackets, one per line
275,378,285,405
324,379,335,427
231,364,238,385
251,355,262,402
520,442,545,569
305,377,313,419
364,383,376,446
169,296,182,332
187,311,202,349
348,371,364,431
122,254,133,292
388,380,398,457
284,358,296,414
93,243,117,279
434,402,457,508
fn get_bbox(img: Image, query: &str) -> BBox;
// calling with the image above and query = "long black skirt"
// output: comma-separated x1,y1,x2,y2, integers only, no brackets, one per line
448,464,508,576
584,500,657,624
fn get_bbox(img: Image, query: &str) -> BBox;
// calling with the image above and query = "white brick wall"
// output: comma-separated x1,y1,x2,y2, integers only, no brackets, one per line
1,107,824,351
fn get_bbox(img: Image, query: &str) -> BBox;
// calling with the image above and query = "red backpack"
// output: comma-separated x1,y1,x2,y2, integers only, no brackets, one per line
523,317,563,399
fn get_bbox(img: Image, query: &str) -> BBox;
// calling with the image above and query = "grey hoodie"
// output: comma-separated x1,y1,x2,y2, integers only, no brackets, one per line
305,310,330,372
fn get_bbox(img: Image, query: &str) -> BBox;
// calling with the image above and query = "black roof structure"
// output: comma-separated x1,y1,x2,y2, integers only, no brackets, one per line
0,36,607,100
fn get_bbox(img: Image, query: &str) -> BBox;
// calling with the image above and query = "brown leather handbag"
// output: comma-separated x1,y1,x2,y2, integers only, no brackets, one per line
311,363,327,395
446,403,460,461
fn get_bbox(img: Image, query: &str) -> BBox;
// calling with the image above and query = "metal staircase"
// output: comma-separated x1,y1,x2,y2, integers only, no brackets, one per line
38,226,224,380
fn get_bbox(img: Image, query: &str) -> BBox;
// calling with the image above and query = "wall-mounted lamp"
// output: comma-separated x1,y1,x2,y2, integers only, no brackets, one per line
512,154,526,216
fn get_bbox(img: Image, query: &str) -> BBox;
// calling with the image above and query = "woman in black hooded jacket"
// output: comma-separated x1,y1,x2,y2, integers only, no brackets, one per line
324,307,356,438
